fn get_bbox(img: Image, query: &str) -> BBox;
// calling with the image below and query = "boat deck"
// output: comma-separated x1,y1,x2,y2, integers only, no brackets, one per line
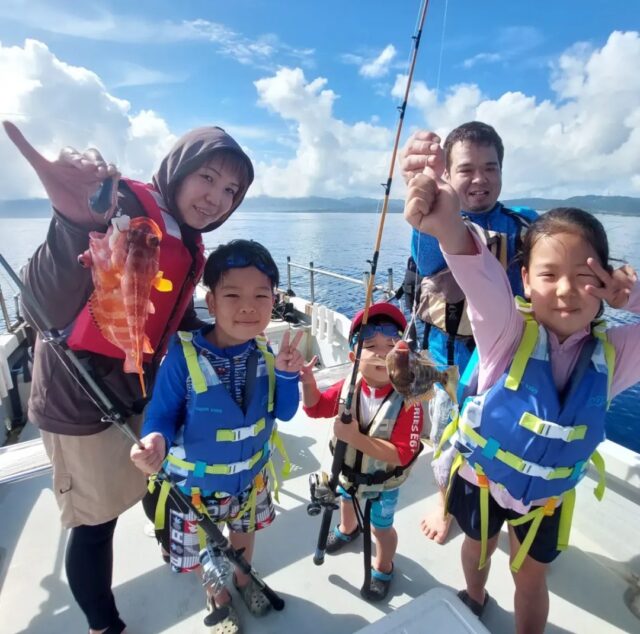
1,364,639,633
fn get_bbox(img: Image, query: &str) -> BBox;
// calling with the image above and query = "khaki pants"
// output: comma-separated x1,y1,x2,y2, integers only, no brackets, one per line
41,416,147,528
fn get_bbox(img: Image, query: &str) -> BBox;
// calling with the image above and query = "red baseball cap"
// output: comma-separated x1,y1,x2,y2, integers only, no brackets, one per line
349,302,407,341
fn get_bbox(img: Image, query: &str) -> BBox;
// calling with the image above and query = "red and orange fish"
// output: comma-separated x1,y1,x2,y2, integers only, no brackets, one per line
79,215,172,396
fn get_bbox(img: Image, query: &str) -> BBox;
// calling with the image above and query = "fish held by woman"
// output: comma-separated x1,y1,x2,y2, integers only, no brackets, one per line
386,340,459,406
78,215,172,396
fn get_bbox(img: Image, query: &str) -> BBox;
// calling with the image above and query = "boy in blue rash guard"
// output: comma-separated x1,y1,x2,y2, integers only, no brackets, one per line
131,239,304,634
401,122,537,544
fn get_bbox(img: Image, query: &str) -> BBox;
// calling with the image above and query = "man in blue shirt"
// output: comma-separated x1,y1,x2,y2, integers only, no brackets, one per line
401,121,537,543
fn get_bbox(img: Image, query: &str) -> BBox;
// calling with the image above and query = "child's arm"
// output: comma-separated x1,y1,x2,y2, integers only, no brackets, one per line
303,380,344,418
131,338,188,468
300,355,321,408
333,415,402,466
273,330,304,421
404,167,476,256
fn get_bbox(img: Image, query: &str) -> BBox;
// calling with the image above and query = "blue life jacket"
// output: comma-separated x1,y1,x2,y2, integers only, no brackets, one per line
417,203,537,369
455,304,614,505
165,331,276,496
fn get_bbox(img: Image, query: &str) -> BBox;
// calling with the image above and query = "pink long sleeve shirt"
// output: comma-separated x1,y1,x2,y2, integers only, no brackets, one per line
441,233,640,513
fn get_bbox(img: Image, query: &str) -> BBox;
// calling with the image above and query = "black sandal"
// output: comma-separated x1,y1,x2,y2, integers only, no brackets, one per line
325,525,362,553
457,589,490,617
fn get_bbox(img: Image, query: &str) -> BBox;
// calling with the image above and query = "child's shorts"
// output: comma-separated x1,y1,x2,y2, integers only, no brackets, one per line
338,486,400,530
143,468,275,572
447,472,562,564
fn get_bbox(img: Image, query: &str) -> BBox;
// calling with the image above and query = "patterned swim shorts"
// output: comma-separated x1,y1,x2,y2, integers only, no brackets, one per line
143,468,275,573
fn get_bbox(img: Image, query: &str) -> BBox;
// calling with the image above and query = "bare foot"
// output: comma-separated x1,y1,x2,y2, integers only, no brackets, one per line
419,506,452,544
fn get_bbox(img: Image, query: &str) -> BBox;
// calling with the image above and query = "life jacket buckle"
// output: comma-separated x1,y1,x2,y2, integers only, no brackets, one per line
542,497,557,516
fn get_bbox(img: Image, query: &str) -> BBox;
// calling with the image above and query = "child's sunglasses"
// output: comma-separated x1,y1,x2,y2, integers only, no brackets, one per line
224,254,278,286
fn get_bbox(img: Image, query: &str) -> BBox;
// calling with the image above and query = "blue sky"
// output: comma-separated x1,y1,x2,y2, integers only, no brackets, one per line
0,0,638,200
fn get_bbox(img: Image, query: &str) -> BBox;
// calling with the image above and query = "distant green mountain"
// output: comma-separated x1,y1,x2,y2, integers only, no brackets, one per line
503,195,640,216
1,194,639,217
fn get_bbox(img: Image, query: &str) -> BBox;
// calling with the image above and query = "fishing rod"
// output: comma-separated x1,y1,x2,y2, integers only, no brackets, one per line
308,0,432,566
0,252,285,612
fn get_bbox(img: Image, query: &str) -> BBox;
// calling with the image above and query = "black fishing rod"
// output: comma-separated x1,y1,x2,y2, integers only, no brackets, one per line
308,0,432,566
0,252,285,612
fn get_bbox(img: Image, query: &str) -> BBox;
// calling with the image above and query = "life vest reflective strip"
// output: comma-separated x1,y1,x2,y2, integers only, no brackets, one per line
417,207,535,364
335,377,420,495
67,179,204,362
442,300,613,571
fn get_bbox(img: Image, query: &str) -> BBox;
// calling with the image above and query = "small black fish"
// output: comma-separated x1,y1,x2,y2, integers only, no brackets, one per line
386,340,459,406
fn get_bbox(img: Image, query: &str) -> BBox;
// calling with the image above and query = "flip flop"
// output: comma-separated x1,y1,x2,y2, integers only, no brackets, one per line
457,589,490,617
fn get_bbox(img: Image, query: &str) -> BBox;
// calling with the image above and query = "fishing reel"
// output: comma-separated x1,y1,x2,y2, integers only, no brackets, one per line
199,542,232,594
307,471,339,516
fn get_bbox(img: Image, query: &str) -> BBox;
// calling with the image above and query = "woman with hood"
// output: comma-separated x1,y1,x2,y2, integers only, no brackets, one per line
3,122,254,634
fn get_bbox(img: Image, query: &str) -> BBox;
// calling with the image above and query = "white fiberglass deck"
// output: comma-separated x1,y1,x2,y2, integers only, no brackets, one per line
1,366,639,633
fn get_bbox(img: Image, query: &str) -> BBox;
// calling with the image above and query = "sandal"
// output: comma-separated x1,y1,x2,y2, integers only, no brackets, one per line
204,597,241,633
233,575,271,617
326,525,361,554
360,564,393,602
457,589,490,618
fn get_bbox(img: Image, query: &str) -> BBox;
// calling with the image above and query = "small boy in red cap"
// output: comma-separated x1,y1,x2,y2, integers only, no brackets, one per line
301,302,424,602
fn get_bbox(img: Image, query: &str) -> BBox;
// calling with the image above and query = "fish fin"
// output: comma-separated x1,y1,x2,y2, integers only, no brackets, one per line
142,335,154,354
147,300,155,315
78,251,92,267
153,271,173,292
442,365,460,404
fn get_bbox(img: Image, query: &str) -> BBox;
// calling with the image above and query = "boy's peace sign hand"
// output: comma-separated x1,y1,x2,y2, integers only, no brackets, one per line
586,259,638,309
3,121,120,228
275,329,305,373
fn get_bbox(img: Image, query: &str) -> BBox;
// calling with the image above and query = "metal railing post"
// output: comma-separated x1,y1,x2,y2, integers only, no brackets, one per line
286,256,292,294
387,268,394,297
309,261,315,304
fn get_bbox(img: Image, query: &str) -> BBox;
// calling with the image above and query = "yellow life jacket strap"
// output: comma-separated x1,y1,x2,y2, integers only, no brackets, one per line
166,445,266,477
592,321,616,405
154,479,172,531
216,418,266,442
461,423,577,481
255,334,275,413
178,331,208,394
590,450,606,500
472,464,491,570
435,415,459,459
504,315,538,391
518,412,587,442
267,425,292,503
557,488,576,551
507,496,558,572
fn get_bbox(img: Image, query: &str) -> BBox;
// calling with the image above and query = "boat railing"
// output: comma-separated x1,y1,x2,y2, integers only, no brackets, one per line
285,257,395,304
0,281,23,334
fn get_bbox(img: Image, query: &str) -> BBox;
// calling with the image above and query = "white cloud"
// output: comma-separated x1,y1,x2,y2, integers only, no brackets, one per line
360,45,397,78
0,39,174,198
0,31,639,203
401,30,640,198
252,67,394,197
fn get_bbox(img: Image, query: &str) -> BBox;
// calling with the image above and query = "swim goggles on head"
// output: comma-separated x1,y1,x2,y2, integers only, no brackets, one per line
351,322,403,347
224,254,278,285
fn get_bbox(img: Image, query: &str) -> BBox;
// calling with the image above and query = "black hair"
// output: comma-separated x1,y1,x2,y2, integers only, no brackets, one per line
443,121,504,172
203,239,279,291
521,207,611,272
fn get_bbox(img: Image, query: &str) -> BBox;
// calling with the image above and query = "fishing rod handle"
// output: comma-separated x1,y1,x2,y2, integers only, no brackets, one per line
313,504,335,566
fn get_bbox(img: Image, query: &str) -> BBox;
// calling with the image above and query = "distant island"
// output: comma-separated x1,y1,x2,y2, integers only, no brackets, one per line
1,194,639,217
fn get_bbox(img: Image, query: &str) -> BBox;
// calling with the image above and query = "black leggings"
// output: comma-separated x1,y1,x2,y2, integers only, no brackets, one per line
65,519,126,633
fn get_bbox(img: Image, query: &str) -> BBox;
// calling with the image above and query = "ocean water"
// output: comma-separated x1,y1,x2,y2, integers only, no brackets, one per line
1,210,639,453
